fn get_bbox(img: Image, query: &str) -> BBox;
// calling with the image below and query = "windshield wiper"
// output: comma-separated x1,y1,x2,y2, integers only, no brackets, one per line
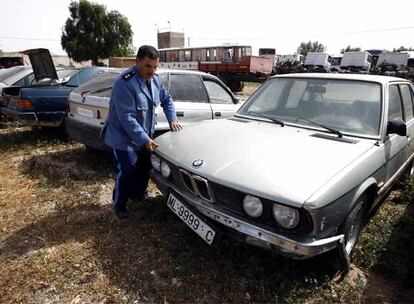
247,111,285,127
296,117,343,138
80,86,112,97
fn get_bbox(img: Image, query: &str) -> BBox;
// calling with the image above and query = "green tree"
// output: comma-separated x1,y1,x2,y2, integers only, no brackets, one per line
392,46,414,52
61,0,134,64
340,45,361,54
297,41,325,57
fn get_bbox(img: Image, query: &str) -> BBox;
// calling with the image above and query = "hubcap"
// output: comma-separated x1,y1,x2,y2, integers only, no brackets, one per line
345,205,364,254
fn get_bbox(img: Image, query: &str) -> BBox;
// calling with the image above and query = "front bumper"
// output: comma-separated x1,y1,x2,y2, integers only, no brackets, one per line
151,171,344,259
0,107,64,127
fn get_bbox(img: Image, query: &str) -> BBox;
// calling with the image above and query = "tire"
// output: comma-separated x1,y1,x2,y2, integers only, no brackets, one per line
340,196,366,255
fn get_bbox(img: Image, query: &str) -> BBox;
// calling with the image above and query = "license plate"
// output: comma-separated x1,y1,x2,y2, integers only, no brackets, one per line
167,193,215,245
77,107,94,118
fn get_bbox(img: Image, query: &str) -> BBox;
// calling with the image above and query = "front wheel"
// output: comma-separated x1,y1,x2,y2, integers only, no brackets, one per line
340,196,366,255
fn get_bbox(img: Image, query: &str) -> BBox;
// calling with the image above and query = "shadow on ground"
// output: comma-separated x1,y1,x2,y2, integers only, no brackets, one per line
0,126,69,150
0,126,361,303
0,197,349,303
362,177,414,304
19,145,113,188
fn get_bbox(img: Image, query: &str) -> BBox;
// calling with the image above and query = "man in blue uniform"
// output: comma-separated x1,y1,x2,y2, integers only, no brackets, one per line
105,45,182,219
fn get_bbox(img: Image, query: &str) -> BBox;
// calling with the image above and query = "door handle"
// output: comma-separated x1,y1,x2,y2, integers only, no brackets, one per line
177,111,184,117
215,112,222,117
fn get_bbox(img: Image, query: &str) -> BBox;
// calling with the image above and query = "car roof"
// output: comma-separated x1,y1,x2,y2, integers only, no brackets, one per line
272,73,411,85
0,66,34,85
94,67,213,77
156,68,211,77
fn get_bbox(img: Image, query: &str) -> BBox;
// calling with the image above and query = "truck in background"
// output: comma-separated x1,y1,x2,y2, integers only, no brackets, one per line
340,51,372,73
303,52,331,72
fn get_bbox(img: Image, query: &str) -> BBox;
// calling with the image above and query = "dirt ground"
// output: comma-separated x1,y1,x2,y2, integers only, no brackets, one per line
1,83,414,303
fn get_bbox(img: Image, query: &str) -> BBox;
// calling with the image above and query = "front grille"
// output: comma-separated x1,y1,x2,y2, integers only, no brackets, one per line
178,169,214,202
180,170,196,195
193,175,213,201
167,165,313,234
212,183,245,215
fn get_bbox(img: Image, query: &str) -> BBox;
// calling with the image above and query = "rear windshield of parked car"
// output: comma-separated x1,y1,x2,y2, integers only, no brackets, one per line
239,77,382,136
66,67,107,87
72,71,122,98
0,66,28,83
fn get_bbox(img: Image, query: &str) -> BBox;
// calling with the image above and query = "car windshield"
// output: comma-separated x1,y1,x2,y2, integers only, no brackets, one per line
238,77,382,136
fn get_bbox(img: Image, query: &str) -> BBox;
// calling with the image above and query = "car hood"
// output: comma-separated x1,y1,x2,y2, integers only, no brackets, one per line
155,118,376,207
23,48,58,82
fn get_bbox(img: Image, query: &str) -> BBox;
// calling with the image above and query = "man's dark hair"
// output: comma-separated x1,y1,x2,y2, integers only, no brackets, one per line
137,45,159,60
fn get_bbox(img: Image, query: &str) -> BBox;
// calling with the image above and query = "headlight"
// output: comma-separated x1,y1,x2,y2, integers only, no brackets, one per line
161,161,171,178
151,154,161,171
242,195,263,218
272,204,299,229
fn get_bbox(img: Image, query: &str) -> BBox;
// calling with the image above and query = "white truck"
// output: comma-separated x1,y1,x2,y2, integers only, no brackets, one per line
377,52,409,67
277,54,304,63
304,52,331,72
374,52,413,79
340,51,372,73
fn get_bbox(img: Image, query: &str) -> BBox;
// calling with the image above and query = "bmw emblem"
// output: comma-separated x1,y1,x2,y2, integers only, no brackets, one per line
192,159,204,168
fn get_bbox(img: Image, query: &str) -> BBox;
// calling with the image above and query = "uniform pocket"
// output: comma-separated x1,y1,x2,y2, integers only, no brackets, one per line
136,93,149,110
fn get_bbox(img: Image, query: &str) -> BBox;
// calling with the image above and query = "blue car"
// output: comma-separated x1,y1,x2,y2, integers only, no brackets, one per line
1,48,114,127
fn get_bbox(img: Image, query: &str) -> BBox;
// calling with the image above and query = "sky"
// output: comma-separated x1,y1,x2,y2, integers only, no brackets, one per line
1,0,414,57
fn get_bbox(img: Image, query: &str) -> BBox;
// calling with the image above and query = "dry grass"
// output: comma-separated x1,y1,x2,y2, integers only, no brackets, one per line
0,123,413,303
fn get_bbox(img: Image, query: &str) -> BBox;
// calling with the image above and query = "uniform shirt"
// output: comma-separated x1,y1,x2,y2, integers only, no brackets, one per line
104,66,177,151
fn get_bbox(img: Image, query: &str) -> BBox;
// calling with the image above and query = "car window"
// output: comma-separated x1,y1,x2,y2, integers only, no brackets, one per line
158,73,168,88
400,84,414,121
203,80,233,104
388,85,403,121
12,73,36,87
169,74,208,102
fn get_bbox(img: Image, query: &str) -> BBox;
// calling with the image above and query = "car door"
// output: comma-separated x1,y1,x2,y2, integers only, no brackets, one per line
202,77,239,119
383,84,409,182
399,83,414,159
156,73,212,131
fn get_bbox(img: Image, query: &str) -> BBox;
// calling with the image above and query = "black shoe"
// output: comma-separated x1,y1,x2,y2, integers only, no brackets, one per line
114,208,128,220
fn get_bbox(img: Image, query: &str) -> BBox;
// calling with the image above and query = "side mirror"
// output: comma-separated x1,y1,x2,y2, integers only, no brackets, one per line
387,118,407,136
233,95,241,104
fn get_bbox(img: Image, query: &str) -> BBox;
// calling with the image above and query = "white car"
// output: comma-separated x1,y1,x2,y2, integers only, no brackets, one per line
150,73,414,270
65,69,241,150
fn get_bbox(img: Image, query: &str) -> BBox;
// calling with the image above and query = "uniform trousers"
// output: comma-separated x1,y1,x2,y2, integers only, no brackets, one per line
112,147,152,212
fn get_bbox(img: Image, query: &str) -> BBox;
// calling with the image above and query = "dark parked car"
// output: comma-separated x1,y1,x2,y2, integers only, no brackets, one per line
1,48,116,128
